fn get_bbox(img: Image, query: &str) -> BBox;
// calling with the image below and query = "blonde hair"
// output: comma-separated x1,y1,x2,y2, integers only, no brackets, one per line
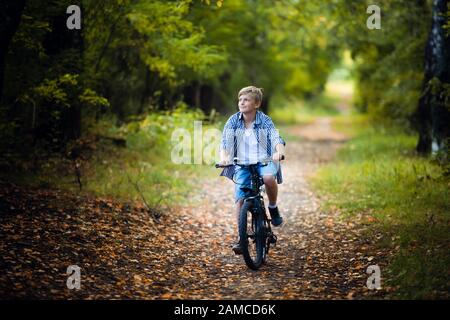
238,86,263,104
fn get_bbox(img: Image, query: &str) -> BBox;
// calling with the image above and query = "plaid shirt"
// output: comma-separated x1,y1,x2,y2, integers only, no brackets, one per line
220,110,286,184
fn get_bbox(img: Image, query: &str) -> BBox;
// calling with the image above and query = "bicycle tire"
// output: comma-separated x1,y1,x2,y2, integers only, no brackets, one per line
239,200,265,270
263,218,270,263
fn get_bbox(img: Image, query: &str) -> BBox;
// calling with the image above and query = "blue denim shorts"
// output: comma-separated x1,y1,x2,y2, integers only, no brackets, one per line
234,161,280,203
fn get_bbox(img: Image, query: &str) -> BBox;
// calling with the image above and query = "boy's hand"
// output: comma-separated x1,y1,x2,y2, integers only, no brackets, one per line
272,152,284,162
273,143,285,162
219,149,231,165
219,159,231,165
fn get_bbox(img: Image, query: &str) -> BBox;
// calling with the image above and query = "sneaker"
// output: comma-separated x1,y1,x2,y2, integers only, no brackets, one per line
268,206,283,226
232,241,243,255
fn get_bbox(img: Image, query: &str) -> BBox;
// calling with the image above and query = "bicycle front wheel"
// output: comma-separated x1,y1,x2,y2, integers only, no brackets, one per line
239,200,265,270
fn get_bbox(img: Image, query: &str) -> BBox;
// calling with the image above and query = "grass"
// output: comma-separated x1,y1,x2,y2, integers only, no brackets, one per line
270,94,341,126
312,114,450,299
81,144,215,208
270,78,354,144
81,105,221,208
1,103,220,209
270,78,353,128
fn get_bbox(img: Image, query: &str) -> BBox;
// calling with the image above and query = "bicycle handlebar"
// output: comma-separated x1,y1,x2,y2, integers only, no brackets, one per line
215,155,285,168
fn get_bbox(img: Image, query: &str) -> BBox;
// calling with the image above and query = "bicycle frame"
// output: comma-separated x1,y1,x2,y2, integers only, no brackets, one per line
236,163,276,259
222,159,276,236
215,157,281,268
239,164,268,216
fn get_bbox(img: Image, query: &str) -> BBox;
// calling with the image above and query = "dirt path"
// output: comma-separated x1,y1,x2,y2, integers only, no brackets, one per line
0,117,389,299
163,117,387,299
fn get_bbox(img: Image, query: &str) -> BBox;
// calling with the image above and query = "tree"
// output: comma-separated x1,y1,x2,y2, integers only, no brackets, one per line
185,0,340,114
415,0,450,154
82,0,226,117
0,0,26,103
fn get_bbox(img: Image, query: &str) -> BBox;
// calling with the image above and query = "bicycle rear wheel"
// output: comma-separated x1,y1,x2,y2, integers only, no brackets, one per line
239,200,265,270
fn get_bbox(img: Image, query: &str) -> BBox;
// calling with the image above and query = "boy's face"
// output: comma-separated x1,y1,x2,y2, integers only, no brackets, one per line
238,94,260,114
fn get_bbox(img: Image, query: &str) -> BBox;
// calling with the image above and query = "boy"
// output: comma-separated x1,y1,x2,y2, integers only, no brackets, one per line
219,86,286,254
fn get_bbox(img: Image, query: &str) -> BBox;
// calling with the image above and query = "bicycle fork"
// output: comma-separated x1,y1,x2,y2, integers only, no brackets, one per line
254,200,278,248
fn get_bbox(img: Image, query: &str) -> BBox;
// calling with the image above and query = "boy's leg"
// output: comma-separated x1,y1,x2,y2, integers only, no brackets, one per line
233,167,250,254
234,166,250,233
260,162,283,226
263,175,278,206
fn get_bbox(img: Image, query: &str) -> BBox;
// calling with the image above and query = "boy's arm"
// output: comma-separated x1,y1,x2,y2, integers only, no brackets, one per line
273,143,286,162
219,116,234,164
220,148,230,164
266,117,286,161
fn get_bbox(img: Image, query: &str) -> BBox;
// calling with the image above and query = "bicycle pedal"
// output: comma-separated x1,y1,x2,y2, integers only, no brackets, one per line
232,244,243,255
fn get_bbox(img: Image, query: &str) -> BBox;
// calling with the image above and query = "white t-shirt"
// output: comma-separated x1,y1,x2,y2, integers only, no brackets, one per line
237,124,266,163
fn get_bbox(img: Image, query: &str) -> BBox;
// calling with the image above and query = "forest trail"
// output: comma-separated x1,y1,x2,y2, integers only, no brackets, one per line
0,116,390,299
166,117,387,299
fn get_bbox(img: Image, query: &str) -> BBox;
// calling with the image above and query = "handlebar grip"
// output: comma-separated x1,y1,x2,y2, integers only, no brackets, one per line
215,163,232,168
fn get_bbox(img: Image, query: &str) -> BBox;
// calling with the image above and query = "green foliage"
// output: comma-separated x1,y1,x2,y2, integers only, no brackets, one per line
79,88,110,109
270,76,353,126
12,73,108,146
312,115,450,299
2,0,444,223
0,104,220,207
2,0,437,151
187,0,341,109
426,77,450,109
83,0,227,116
30,74,79,108
330,0,431,128
83,104,219,206
127,0,226,83
271,94,341,126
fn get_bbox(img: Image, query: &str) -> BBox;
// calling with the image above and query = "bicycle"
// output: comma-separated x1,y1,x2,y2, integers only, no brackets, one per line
215,156,284,270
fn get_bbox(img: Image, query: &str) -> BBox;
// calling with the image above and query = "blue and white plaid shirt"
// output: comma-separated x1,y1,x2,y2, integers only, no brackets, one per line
220,110,286,184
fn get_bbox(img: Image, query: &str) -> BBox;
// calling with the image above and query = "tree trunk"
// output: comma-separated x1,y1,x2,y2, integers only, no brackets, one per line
182,81,201,108
415,0,450,154
138,68,151,114
0,0,26,103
